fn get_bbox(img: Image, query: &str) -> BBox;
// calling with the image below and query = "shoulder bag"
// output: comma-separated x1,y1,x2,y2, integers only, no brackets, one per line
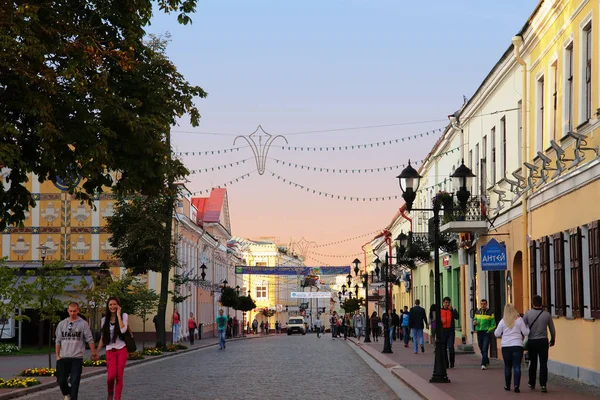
121,328,137,353
523,310,543,351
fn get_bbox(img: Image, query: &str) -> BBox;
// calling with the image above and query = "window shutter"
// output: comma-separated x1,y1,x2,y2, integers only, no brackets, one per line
588,221,600,319
530,241,538,301
553,233,566,317
540,237,552,311
570,228,584,318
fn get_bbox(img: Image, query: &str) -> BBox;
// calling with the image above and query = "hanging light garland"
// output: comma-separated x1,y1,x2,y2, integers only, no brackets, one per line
189,170,256,196
313,230,381,248
268,158,423,174
176,145,249,156
188,159,252,174
308,250,364,258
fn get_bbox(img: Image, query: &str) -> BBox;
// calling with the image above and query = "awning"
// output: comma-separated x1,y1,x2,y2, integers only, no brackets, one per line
10,275,93,291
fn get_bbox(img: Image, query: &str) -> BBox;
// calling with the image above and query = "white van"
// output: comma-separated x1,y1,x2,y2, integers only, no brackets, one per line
287,317,306,335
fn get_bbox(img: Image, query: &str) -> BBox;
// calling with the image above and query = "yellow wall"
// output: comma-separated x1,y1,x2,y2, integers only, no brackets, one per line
551,318,600,371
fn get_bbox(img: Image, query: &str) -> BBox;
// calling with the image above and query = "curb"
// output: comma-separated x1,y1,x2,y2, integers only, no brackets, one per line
0,335,263,400
346,338,455,400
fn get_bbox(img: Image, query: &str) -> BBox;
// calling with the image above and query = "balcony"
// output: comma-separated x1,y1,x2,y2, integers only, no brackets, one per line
440,197,489,234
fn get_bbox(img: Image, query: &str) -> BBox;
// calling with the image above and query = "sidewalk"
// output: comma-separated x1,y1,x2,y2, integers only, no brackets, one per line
0,335,260,400
347,338,600,400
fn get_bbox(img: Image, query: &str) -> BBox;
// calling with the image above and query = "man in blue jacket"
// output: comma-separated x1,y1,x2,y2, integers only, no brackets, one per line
408,299,429,354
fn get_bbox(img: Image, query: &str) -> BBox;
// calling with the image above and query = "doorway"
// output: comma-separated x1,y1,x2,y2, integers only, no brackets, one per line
487,270,506,358
513,252,524,313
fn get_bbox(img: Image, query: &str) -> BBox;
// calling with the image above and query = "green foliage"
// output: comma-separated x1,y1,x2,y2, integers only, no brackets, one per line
170,273,191,306
260,308,275,318
235,295,256,312
219,287,239,308
0,3,206,230
341,298,361,314
72,270,112,335
0,262,33,333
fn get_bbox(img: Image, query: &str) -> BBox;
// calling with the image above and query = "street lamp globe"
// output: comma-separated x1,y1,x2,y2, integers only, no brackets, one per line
235,285,240,295
222,279,228,287
395,231,409,249
353,258,361,277
200,264,207,281
373,258,381,279
450,159,475,209
341,284,347,295
354,284,359,297
397,161,422,211
346,274,352,286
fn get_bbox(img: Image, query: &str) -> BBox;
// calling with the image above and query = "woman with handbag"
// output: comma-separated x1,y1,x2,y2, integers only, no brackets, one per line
97,297,130,400
188,313,197,345
494,303,530,393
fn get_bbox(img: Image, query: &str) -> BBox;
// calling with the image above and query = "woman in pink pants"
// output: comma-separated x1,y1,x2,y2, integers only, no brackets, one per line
97,297,129,400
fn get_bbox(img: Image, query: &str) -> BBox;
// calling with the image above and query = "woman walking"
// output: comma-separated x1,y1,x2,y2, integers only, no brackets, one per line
172,308,181,343
188,313,197,345
370,312,379,342
97,297,129,400
494,304,530,393
429,304,437,344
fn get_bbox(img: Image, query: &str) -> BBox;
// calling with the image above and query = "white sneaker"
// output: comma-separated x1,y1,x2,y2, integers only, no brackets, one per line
64,396,71,400
481,365,486,370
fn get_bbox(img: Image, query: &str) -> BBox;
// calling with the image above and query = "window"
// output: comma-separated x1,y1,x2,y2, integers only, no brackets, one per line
539,237,552,311
468,150,473,192
501,117,507,178
537,75,545,153
552,62,558,142
481,137,487,191
491,127,496,184
570,228,584,318
583,23,592,121
517,101,523,165
553,233,567,317
475,145,480,195
256,286,268,299
530,241,538,301
565,43,574,133
588,221,600,319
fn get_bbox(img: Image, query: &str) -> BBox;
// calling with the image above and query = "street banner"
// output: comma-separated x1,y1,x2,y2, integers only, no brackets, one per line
235,266,350,275
290,292,333,299
481,238,507,271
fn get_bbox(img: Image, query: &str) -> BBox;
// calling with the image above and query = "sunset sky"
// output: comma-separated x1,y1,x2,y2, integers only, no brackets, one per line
148,0,538,266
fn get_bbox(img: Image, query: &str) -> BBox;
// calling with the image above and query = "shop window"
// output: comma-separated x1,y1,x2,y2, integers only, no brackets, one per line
539,237,552,311
530,241,537,301
588,221,600,319
553,233,566,317
570,228,584,318
256,286,268,299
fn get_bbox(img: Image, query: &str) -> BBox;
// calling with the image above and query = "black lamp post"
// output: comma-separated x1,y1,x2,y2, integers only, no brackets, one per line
341,284,347,295
378,253,392,354
235,285,240,295
37,245,49,266
348,292,353,299
354,284,359,298
353,258,361,277
200,264,207,281
397,159,474,383
346,274,352,286
338,292,342,302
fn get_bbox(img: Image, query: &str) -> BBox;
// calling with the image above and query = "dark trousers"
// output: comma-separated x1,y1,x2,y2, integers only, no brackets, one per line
527,338,549,387
477,331,490,366
502,346,524,389
56,358,83,400
442,330,456,367
189,328,195,345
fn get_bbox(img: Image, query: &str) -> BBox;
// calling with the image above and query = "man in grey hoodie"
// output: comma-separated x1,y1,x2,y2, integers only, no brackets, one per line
55,302,97,400
523,295,556,393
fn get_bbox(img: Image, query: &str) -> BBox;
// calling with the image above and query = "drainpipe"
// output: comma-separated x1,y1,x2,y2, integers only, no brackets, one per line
512,35,530,310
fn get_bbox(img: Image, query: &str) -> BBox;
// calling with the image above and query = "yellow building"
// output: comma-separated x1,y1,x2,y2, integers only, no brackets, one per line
519,0,600,385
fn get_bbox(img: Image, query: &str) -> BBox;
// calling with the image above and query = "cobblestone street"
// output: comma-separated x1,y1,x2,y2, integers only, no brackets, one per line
22,335,412,399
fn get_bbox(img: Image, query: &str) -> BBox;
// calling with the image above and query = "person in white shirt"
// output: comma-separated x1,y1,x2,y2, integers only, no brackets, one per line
494,303,530,393
314,316,322,338
97,297,129,400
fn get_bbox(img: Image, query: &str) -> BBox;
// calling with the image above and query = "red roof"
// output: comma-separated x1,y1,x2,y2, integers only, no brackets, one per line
191,188,227,224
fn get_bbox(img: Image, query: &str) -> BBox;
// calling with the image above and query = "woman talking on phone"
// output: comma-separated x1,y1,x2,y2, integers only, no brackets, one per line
97,297,129,400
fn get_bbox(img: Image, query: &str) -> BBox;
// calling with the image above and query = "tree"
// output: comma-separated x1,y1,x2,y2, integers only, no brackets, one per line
219,287,239,309
0,263,33,342
73,270,112,340
0,2,206,230
236,296,257,313
341,298,362,314
106,272,139,315
130,279,159,350
26,262,74,368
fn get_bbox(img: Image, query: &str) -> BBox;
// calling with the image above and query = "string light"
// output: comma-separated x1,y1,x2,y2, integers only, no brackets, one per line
187,159,252,174
176,146,248,156
308,250,364,258
189,170,256,196
268,158,423,174
313,230,382,248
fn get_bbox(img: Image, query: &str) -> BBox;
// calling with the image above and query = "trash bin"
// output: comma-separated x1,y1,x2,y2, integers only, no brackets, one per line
198,323,203,340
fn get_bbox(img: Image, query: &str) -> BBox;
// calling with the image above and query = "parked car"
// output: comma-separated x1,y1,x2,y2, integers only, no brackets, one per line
287,317,306,335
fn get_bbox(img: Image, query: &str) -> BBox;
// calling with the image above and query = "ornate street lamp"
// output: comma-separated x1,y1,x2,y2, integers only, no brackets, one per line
37,245,49,267
395,231,409,249
353,258,361,277
397,158,475,383
348,292,353,299
354,284,359,298
341,284,347,295
346,273,352,286
338,292,342,302
200,264,207,281
235,285,240,295
373,258,381,279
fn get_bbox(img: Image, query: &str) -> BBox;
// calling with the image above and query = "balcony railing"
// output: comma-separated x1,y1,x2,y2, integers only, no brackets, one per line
440,197,488,234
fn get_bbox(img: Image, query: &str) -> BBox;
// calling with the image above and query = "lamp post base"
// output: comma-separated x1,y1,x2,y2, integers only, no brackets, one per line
364,326,371,343
429,339,450,383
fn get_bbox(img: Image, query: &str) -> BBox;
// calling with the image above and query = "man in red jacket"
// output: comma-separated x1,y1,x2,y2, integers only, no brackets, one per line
440,297,459,368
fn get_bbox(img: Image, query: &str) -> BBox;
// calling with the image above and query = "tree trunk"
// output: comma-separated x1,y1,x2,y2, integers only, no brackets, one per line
156,272,169,348
48,323,52,368
38,310,44,348
142,319,146,350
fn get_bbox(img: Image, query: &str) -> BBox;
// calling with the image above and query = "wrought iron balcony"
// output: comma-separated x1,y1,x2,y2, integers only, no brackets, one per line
440,197,488,234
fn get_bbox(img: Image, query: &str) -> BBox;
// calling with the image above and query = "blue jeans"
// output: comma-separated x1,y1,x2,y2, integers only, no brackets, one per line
442,330,456,367
402,326,410,345
173,323,179,343
56,358,83,400
477,331,490,366
388,327,394,343
502,346,523,389
411,328,424,353
218,329,226,349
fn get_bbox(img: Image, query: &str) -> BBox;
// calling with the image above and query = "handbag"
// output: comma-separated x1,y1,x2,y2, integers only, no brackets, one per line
122,328,137,353
523,310,543,351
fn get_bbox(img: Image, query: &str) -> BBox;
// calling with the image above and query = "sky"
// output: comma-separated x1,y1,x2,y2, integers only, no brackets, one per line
147,0,539,266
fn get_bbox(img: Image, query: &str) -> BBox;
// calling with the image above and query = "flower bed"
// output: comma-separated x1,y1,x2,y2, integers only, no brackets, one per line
127,351,144,360
83,359,106,367
163,345,178,352
0,378,40,389
142,347,162,356
0,344,20,354
175,344,188,350
19,368,56,377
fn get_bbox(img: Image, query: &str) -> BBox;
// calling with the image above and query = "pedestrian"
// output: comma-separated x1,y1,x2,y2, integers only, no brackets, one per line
55,301,97,400
401,306,410,347
352,310,365,344
523,295,556,393
275,320,279,334
265,321,269,335
96,297,129,400
342,315,350,340
216,309,228,350
260,320,264,334
172,308,181,344
335,316,342,337
370,312,379,342
494,303,529,393
315,315,322,338
188,312,197,345
408,299,429,354
474,299,496,370
429,304,437,344
247,321,251,335
152,315,158,342
252,318,258,335
330,311,338,339
391,309,400,341
226,315,233,338
440,297,459,368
